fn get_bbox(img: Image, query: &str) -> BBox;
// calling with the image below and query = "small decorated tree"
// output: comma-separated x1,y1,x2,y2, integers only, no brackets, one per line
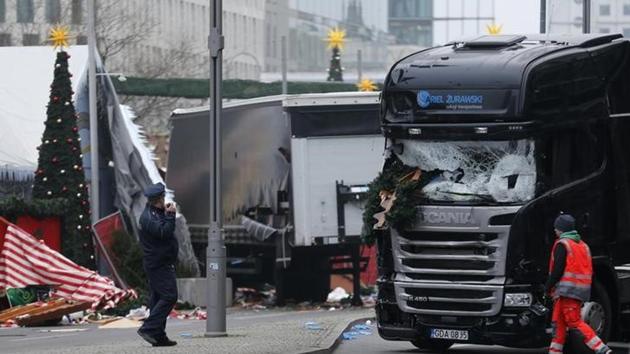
32,27,95,269
326,27,346,82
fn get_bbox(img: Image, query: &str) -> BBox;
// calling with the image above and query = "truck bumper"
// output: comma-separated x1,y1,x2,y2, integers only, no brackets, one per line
376,302,550,348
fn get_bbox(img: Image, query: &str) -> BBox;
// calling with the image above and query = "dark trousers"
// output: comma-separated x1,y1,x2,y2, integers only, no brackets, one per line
141,264,177,338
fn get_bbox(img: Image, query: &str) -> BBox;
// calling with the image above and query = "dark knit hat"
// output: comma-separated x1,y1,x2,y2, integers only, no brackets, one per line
554,214,575,232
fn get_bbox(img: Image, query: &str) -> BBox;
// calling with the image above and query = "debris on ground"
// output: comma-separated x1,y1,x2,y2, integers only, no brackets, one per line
126,306,149,321
342,323,374,340
233,284,276,309
327,287,350,303
168,307,207,320
304,321,323,331
0,299,91,327
98,318,141,329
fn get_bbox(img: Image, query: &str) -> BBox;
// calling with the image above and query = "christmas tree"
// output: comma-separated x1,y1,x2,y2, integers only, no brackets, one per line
326,27,346,82
32,27,95,269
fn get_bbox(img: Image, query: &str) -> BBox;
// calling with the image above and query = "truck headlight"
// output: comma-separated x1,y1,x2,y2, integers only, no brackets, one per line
504,293,532,307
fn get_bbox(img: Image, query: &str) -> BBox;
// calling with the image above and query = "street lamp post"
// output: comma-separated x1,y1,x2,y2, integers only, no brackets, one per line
205,0,227,337
87,0,99,225
583,0,591,33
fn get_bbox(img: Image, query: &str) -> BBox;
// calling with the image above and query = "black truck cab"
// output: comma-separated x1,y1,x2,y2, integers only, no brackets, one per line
376,34,630,350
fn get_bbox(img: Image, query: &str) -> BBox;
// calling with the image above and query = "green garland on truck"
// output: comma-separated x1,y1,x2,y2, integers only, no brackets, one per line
361,160,434,245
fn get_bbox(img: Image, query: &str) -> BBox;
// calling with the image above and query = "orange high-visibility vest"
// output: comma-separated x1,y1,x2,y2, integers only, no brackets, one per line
548,237,593,302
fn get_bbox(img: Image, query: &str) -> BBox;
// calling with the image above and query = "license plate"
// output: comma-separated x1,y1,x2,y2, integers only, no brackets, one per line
430,328,469,341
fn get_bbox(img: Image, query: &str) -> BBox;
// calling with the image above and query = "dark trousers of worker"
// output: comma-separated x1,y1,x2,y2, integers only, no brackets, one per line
140,264,177,339
548,297,609,354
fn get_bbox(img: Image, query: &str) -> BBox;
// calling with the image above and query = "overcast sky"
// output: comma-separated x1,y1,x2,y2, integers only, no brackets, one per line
495,0,541,34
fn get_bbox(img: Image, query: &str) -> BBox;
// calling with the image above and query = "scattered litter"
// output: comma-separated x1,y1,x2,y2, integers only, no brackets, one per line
328,307,337,311
352,324,370,331
98,318,141,329
179,332,193,338
126,306,149,321
304,321,323,330
365,320,372,326
234,284,276,309
327,287,350,303
169,307,207,320
342,332,358,340
38,328,89,333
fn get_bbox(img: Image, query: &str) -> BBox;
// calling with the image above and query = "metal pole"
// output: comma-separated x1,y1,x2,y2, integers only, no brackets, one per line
87,0,99,224
281,36,287,95
540,0,546,34
206,0,227,337
357,49,362,81
583,0,591,33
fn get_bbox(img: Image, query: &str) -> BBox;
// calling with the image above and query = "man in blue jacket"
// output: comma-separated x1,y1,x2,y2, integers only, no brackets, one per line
137,183,179,347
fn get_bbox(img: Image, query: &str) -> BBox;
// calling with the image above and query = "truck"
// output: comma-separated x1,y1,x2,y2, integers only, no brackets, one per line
167,92,383,303
375,33,630,351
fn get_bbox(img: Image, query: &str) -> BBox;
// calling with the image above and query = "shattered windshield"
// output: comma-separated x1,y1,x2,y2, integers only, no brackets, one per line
395,139,536,204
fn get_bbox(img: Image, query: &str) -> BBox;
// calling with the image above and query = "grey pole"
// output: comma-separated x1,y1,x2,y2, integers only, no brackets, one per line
357,49,363,81
87,0,99,224
540,0,546,34
583,0,591,33
281,36,287,95
206,0,227,337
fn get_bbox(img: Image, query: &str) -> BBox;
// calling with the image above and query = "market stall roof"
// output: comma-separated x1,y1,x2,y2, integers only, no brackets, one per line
0,46,88,172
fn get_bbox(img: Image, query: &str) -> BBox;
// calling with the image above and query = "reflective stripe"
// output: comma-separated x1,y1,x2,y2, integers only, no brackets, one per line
554,282,591,302
586,336,604,350
564,272,592,280
550,342,564,350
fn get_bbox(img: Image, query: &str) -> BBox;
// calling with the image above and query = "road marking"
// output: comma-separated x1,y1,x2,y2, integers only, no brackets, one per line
10,333,81,342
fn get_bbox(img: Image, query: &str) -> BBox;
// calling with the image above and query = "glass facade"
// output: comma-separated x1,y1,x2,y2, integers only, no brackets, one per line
16,0,34,23
388,0,433,46
46,0,61,23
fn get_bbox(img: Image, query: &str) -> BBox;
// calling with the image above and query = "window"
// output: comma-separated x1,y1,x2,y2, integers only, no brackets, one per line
0,0,5,23
22,34,40,46
45,0,61,23
72,0,83,24
76,35,87,45
17,0,34,23
0,33,11,46
600,4,611,16
625,4,630,15
600,27,611,33
624,28,630,38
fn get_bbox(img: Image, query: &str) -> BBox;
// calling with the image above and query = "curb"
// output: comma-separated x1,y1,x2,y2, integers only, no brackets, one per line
293,316,376,354
611,342,630,353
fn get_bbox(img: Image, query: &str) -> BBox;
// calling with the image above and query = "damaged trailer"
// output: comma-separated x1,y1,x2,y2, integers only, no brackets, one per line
167,92,383,302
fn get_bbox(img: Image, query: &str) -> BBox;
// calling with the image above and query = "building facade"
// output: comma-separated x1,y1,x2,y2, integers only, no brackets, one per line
547,0,630,37
388,0,495,47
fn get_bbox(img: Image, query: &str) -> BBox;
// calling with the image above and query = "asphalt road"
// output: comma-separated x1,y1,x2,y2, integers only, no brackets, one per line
334,324,630,354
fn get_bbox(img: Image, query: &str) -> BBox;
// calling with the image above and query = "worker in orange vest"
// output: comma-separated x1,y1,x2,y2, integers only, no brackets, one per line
545,214,611,354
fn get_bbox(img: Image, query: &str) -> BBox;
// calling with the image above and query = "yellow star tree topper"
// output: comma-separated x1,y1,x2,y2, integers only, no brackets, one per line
326,27,346,50
49,25,71,50
356,78,377,92
486,24,503,35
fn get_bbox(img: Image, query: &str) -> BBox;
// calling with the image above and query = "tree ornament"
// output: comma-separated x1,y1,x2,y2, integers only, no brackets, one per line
77,138,81,142
42,177,47,182
79,184,84,188
65,101,70,106
60,169,66,174
53,96,59,102
108,161,115,167
79,214,84,219
49,26,71,50
57,118,62,123
79,154,83,158
44,140,50,144
47,191,52,196
72,127,78,132
67,138,73,143
77,193,81,197
53,139,58,143
73,165,79,170
52,157,59,163
55,64,61,68
72,147,78,152
77,225,82,230
62,186,68,192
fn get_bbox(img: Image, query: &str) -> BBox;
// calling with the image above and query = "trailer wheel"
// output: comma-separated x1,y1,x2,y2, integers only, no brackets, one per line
410,339,453,352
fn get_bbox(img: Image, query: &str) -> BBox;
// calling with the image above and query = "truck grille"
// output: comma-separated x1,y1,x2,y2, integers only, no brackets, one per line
395,282,503,316
391,206,517,316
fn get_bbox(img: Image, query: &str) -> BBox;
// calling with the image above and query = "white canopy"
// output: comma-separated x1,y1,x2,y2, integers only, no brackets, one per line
0,46,88,171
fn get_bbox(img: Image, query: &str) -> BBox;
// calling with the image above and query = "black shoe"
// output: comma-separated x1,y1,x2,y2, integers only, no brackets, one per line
154,336,177,347
137,329,159,346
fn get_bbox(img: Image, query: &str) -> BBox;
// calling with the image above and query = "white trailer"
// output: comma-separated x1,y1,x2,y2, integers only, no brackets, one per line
167,92,383,302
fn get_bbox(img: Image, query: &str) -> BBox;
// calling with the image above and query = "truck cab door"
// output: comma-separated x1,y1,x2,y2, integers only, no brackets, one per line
609,114,630,264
